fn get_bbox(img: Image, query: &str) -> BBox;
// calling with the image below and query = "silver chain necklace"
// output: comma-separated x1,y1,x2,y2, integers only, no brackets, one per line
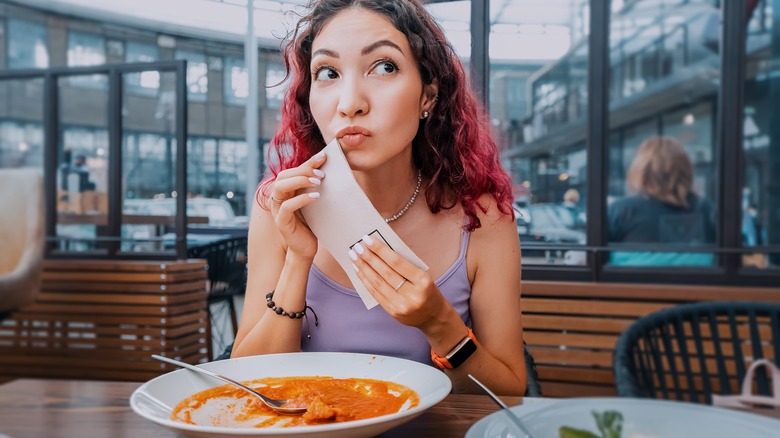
385,170,422,223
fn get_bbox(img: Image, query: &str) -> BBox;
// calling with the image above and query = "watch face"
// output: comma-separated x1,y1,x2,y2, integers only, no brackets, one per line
446,337,477,368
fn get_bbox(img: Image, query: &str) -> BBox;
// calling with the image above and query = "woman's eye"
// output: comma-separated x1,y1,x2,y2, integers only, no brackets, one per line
314,67,338,81
372,61,398,76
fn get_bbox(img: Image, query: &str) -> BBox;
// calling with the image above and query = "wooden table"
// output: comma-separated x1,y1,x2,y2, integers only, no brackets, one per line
1,379,778,438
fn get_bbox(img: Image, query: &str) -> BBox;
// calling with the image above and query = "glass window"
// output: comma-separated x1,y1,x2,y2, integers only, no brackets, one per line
67,31,107,89
185,138,248,218
121,70,179,255
608,119,658,201
121,131,179,253
486,0,590,266
265,61,288,109
188,137,217,196
743,0,779,270
56,127,109,253
218,139,248,216
7,19,49,69
125,41,160,96
175,50,208,102
124,132,170,199
62,128,109,193
426,1,471,60
662,103,715,200
0,121,44,169
224,56,249,105
606,0,720,268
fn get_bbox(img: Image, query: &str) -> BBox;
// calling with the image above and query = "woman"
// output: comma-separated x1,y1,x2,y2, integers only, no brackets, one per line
232,0,526,395
608,136,716,266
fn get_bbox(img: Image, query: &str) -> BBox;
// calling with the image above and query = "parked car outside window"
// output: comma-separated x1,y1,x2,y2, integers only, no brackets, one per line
517,203,587,265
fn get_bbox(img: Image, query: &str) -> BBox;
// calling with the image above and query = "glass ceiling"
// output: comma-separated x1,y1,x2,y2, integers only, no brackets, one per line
19,0,580,61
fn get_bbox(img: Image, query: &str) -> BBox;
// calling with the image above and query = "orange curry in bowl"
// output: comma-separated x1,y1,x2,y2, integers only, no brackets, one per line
171,376,419,428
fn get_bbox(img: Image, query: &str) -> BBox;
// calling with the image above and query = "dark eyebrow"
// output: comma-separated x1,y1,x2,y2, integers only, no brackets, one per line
312,48,339,59
311,40,404,60
361,39,404,56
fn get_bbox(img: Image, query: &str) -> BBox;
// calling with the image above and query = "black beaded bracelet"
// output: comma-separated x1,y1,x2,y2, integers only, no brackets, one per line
266,290,307,319
265,290,319,339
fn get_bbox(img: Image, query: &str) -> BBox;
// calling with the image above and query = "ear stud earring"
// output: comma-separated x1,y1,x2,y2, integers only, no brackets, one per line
421,111,430,119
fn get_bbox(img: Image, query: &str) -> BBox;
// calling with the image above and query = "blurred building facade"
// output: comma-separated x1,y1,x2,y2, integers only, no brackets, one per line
0,0,288,217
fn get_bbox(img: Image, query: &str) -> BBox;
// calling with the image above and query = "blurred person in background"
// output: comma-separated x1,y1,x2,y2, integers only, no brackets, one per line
608,137,716,266
562,188,586,230
60,152,95,193
71,154,96,192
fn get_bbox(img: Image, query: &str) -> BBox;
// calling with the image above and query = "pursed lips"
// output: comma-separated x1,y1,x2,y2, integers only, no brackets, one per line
336,126,372,147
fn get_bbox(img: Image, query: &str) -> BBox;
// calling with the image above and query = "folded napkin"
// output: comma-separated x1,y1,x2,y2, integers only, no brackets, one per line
711,358,780,409
300,139,428,309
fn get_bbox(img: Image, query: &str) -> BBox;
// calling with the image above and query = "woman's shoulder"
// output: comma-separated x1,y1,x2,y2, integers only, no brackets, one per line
611,194,645,208
467,193,516,246
688,192,713,210
473,193,514,225
465,193,520,283
609,194,654,215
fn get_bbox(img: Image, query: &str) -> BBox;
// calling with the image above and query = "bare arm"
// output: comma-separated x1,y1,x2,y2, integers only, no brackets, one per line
232,153,327,357
453,198,526,395
231,200,310,357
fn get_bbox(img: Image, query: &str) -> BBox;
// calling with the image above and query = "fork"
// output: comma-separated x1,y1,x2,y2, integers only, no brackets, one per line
468,374,537,438
151,354,307,415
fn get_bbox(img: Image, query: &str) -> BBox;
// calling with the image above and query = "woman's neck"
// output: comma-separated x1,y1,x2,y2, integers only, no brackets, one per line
356,165,420,219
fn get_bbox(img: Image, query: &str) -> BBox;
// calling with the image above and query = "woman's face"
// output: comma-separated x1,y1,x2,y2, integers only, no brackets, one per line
308,8,434,171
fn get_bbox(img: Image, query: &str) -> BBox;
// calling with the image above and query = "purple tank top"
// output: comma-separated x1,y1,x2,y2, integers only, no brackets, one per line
301,231,472,365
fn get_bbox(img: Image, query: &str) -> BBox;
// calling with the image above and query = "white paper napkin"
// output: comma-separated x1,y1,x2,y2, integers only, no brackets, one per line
300,139,428,309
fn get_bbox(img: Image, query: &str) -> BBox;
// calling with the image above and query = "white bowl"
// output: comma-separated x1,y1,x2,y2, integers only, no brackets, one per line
131,352,452,438
466,397,780,438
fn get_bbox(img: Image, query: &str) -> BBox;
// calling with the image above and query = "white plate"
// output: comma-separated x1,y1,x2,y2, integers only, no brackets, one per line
130,352,451,438
466,397,780,438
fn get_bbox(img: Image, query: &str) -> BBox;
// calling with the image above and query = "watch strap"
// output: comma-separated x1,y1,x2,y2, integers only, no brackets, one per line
431,328,477,369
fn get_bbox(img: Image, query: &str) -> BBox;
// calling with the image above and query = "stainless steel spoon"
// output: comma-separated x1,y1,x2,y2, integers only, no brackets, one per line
151,354,307,415
468,374,537,438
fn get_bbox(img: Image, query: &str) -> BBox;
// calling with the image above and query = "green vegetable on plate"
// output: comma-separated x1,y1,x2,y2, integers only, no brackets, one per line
559,410,623,438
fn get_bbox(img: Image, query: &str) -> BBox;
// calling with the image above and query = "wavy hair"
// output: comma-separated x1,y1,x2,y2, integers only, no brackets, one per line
627,136,693,208
260,0,513,231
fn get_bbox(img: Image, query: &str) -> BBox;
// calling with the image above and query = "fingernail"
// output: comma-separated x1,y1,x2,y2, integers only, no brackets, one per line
315,150,325,159
362,234,374,246
354,243,365,255
351,263,359,272
348,250,358,261
313,169,325,178
308,192,320,199
308,177,321,185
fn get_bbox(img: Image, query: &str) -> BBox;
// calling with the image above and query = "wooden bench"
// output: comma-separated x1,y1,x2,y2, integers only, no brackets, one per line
522,281,780,397
0,259,210,382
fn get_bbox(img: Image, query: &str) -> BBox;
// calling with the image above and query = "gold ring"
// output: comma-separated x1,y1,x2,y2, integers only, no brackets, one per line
270,195,284,205
393,279,407,291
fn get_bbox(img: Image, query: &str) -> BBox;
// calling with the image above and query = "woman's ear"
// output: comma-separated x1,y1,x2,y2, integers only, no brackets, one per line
422,82,439,111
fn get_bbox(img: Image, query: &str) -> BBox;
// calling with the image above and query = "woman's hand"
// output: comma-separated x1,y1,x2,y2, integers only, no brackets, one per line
269,151,326,262
348,234,451,330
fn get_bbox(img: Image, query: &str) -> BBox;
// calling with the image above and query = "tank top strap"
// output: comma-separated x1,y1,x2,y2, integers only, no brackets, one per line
458,228,470,261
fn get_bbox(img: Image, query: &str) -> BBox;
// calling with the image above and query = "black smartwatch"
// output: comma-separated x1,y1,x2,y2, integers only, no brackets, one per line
431,328,477,369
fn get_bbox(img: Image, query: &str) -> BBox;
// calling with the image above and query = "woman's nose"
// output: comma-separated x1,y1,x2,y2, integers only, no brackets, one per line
336,80,368,118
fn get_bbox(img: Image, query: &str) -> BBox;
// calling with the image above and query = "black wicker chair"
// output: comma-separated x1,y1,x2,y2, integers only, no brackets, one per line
215,342,542,397
523,342,543,397
188,236,248,357
613,301,780,404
